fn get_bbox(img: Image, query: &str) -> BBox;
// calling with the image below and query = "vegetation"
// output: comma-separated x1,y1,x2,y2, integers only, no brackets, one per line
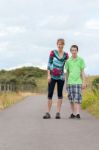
0,66,47,109
0,66,99,119
0,67,47,92
82,76,99,118
0,92,36,109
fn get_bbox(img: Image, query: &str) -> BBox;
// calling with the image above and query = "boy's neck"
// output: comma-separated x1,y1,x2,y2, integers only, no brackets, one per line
72,55,78,59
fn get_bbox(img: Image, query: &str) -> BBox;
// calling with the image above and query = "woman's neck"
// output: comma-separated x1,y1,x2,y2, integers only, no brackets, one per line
58,49,63,53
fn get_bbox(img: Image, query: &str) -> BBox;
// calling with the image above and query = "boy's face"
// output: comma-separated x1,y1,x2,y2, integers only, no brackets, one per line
71,48,78,57
57,42,64,50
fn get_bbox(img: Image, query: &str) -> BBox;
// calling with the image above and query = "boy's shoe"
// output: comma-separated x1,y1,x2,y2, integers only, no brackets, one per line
55,112,61,119
43,112,51,119
69,113,75,119
76,114,81,119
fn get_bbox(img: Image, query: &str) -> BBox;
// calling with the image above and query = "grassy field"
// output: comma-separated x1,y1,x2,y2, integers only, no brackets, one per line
0,92,36,109
81,75,99,118
0,74,99,119
0,75,47,110
0,67,47,110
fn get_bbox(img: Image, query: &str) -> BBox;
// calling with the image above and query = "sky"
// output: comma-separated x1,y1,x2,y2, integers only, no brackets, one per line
0,0,99,75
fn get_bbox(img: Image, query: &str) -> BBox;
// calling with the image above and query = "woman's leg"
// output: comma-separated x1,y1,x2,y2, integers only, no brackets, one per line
56,79,64,113
47,78,56,113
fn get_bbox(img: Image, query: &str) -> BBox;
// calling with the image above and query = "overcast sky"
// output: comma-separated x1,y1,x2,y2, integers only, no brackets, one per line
0,0,99,75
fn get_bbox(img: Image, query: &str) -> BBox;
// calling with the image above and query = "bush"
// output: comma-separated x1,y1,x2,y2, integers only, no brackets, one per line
82,84,99,118
82,90,97,109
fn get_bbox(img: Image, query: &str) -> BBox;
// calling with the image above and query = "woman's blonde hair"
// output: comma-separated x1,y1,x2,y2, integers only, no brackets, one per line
57,39,65,45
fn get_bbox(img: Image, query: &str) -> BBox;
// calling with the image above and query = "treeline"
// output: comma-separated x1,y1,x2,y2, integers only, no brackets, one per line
0,67,46,92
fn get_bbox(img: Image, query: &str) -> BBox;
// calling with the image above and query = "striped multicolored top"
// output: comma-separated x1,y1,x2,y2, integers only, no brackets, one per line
47,50,69,80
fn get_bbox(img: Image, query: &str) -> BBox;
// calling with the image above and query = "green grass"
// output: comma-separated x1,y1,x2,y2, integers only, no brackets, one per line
82,76,99,119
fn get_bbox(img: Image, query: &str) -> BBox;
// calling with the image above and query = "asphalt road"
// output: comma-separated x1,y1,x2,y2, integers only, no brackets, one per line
0,95,99,150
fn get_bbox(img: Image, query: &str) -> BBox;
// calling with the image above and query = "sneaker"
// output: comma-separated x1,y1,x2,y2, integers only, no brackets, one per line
55,112,61,119
76,114,81,119
69,113,75,119
43,112,51,119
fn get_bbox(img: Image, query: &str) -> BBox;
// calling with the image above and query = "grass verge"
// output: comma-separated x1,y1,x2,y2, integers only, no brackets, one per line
0,92,35,109
82,89,99,118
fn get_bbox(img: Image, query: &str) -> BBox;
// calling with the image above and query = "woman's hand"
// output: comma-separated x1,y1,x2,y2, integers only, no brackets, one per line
48,75,51,83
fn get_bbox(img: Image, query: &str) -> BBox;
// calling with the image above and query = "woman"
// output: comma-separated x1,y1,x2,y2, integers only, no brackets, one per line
43,39,69,119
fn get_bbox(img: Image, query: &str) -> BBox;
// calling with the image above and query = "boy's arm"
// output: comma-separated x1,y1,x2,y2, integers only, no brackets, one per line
66,70,69,89
66,70,69,82
81,69,86,89
64,61,69,88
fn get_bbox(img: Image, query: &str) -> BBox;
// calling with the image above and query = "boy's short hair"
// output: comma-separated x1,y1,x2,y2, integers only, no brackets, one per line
70,45,78,51
57,39,65,45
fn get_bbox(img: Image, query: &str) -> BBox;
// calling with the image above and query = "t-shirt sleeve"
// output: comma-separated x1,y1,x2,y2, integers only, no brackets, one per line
47,50,54,70
80,58,85,69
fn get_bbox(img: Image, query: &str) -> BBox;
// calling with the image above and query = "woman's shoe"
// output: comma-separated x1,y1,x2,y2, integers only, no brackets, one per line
43,112,51,119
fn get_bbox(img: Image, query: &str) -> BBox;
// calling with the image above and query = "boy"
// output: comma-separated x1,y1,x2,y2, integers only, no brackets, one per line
43,39,68,119
65,45,86,119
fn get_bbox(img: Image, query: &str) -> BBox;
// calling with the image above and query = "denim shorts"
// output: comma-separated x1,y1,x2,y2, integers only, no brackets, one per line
67,84,82,104
48,78,64,100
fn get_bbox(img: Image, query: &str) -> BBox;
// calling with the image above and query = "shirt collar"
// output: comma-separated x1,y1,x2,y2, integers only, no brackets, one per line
70,56,79,60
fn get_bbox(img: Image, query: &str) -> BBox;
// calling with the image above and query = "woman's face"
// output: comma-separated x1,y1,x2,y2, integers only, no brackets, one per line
57,42,64,51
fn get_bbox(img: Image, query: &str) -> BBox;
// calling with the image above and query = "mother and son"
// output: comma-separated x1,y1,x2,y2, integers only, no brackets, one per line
43,39,86,119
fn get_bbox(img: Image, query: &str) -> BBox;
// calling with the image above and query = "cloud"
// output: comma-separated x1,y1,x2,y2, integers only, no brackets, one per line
86,19,99,30
0,24,26,37
38,15,69,30
0,0,99,75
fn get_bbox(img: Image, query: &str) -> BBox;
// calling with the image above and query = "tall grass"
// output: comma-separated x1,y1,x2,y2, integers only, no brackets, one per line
0,92,34,109
82,75,99,118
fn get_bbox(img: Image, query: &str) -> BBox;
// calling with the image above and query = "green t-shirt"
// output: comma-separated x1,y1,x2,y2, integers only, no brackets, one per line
65,56,85,84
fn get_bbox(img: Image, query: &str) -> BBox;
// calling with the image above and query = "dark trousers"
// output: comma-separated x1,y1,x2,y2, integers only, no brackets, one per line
48,78,65,100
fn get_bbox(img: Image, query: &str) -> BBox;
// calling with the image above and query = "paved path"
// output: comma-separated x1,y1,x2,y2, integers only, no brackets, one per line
0,95,99,150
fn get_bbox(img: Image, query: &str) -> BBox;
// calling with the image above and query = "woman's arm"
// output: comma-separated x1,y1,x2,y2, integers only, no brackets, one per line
47,51,54,83
47,70,51,83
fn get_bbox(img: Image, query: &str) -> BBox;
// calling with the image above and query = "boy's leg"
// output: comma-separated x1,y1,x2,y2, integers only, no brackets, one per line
70,102,75,114
68,102,76,118
56,80,64,118
74,85,82,118
74,103,81,115
67,85,76,118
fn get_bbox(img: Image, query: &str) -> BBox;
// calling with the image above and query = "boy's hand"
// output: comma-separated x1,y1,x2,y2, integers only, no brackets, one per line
82,83,86,90
48,75,51,83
